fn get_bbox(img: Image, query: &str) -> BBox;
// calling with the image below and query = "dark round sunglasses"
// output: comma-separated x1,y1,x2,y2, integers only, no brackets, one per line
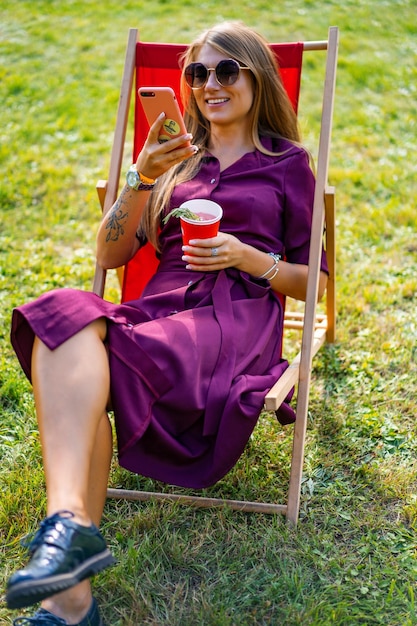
184,59,251,89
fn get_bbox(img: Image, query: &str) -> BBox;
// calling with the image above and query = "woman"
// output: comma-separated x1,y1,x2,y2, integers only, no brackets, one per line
7,21,328,626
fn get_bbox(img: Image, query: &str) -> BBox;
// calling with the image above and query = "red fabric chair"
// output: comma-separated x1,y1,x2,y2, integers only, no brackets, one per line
121,40,303,303
94,27,339,525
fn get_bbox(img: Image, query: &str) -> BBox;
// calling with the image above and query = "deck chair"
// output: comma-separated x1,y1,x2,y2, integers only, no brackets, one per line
94,26,339,526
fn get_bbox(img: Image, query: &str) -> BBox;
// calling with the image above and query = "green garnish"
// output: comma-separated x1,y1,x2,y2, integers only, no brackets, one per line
163,207,201,224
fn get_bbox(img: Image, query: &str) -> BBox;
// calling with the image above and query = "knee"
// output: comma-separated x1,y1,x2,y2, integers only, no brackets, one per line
89,318,108,343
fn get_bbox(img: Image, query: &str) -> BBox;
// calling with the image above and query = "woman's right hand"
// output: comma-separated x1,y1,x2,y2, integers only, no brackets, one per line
135,113,198,181
97,114,198,270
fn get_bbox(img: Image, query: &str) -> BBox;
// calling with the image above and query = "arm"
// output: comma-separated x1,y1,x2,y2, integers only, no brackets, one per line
96,183,148,270
233,239,327,301
182,148,327,301
182,234,327,301
96,113,198,270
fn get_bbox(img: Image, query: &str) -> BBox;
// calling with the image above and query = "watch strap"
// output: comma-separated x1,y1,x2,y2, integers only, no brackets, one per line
138,171,156,185
126,164,156,191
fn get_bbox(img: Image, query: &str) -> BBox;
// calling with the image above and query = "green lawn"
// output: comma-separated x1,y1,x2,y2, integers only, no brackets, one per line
1,0,417,624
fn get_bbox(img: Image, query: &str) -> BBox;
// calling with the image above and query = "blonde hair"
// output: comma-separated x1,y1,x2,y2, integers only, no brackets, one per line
139,21,301,250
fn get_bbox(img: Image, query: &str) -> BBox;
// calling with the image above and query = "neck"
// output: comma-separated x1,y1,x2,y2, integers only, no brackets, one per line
208,126,255,170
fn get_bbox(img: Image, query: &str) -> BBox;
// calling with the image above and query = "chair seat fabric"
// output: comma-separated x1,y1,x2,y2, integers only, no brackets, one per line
10,139,327,489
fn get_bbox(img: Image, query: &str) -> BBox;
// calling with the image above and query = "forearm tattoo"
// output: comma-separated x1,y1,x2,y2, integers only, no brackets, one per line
105,189,129,242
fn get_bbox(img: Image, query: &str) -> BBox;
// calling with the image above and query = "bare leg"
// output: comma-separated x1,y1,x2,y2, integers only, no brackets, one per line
30,319,113,622
32,318,111,525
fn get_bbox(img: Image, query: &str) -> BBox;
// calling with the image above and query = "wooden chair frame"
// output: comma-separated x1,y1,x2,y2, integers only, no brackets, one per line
94,26,339,525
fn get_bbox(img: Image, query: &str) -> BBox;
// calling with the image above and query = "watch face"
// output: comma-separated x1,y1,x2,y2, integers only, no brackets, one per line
126,169,139,189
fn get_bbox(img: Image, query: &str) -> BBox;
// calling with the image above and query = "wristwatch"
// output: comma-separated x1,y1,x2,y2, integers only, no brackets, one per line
126,164,156,191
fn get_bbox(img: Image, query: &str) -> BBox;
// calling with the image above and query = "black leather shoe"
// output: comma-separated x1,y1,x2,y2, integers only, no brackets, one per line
6,512,115,610
12,597,105,625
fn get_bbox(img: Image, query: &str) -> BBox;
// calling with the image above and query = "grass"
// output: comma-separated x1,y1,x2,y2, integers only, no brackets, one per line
1,0,417,624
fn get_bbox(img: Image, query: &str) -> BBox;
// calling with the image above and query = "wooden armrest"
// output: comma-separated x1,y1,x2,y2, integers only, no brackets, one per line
95,179,124,290
96,180,108,211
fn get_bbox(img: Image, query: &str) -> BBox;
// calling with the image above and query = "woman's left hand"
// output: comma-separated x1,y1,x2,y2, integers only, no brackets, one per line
182,232,327,301
182,232,245,271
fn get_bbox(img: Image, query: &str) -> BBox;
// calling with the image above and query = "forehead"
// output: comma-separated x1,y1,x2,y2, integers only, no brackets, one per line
195,43,229,65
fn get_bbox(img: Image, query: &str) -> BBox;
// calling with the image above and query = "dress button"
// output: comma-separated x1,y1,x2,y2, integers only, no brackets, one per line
210,178,216,184
187,280,193,286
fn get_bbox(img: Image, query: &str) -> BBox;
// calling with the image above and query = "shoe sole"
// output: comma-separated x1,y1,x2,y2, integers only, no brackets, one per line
6,549,115,610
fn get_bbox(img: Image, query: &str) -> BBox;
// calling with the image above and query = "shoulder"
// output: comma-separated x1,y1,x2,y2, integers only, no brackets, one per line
258,137,313,184
261,135,309,162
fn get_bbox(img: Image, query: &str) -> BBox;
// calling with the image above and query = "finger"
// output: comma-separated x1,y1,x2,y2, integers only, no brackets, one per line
164,141,198,164
161,133,194,151
182,253,212,264
185,235,223,249
184,260,224,271
147,112,167,141
144,110,193,154
182,245,218,258
182,247,223,265
137,138,197,179
158,139,198,169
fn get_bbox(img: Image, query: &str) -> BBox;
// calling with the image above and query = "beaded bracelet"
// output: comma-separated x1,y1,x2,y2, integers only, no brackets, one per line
258,253,281,280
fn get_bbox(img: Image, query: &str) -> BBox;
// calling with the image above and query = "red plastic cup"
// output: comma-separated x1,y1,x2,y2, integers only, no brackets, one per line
179,199,223,246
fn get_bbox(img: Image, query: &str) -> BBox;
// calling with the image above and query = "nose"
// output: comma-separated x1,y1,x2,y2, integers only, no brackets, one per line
205,68,220,89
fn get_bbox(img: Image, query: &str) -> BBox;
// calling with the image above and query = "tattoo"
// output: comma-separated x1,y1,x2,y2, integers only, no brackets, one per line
105,193,129,242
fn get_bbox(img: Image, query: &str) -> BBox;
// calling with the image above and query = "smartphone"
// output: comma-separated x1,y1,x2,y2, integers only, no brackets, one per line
138,86,190,145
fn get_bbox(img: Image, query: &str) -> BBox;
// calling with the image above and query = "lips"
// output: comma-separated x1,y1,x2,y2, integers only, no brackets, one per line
206,98,229,105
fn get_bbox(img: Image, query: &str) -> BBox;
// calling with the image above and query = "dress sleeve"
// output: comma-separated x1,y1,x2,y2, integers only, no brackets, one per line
282,150,328,274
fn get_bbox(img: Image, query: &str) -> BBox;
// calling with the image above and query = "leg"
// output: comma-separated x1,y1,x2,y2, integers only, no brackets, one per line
41,410,113,624
7,320,115,617
32,318,112,525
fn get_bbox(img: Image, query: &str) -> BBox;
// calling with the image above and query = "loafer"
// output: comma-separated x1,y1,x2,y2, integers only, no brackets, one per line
6,511,115,610
12,597,105,625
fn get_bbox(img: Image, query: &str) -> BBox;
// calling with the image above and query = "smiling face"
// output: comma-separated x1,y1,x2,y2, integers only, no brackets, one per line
192,44,255,135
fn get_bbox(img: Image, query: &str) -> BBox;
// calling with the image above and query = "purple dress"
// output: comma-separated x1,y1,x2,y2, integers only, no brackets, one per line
10,138,328,489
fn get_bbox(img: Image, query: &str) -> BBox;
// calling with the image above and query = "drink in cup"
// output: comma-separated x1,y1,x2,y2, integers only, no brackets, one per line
179,199,223,246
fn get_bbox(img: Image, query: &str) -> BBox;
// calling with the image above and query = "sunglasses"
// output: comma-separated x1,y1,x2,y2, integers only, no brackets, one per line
184,59,251,89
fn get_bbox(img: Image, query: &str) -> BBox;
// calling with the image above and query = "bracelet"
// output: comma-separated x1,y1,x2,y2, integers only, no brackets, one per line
266,264,280,281
258,252,281,280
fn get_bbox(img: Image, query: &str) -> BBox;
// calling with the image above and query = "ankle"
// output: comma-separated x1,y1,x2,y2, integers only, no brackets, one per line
41,583,93,622
47,507,92,527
